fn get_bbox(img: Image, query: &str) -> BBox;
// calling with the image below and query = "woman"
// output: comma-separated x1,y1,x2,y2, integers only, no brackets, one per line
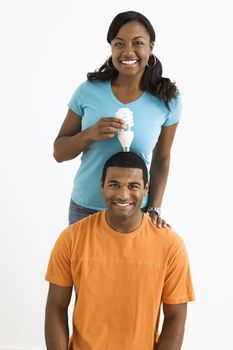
53,11,182,226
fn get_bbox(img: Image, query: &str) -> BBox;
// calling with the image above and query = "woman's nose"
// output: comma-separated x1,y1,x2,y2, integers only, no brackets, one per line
123,43,134,55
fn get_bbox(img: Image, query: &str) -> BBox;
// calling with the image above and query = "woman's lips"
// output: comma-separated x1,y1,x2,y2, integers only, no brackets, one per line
120,59,139,65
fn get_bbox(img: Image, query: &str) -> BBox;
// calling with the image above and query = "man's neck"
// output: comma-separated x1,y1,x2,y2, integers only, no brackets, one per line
105,211,143,233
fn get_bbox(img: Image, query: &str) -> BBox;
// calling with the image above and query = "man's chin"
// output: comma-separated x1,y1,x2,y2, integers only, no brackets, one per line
108,205,135,218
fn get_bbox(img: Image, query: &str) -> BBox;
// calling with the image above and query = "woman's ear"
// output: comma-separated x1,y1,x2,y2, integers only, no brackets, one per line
150,41,154,52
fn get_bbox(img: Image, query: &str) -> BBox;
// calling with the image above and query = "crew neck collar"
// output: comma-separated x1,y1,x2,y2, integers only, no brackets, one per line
101,210,146,239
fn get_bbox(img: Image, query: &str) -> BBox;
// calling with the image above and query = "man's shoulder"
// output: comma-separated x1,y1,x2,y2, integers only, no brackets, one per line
143,215,184,248
69,211,103,233
56,211,103,249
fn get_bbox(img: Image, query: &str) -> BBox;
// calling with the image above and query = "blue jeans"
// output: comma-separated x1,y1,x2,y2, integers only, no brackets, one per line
69,199,148,225
69,199,99,224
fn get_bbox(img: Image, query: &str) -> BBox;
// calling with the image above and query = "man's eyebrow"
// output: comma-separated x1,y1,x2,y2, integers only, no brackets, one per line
128,181,141,186
107,180,141,185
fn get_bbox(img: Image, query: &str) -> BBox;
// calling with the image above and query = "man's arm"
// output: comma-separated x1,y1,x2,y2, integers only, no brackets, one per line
154,303,187,350
45,283,73,350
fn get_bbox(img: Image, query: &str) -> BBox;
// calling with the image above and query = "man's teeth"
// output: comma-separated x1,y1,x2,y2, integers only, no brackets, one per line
121,60,138,65
115,202,130,206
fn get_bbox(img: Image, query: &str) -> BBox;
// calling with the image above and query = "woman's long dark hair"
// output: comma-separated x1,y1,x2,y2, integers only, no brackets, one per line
87,11,179,110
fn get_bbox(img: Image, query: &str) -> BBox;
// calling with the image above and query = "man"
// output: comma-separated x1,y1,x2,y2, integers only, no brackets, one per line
45,152,195,350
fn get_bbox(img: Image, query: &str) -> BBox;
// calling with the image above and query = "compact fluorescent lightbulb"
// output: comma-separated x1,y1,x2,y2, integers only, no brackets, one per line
115,108,134,152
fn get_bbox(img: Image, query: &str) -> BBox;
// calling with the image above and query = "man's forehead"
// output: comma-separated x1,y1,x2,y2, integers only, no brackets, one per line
105,166,143,180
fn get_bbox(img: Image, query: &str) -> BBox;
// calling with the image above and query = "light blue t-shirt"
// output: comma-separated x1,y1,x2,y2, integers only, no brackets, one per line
68,80,182,210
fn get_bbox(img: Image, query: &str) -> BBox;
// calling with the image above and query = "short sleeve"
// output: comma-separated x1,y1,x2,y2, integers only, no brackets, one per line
162,241,195,304
45,228,73,287
163,94,182,127
68,85,84,117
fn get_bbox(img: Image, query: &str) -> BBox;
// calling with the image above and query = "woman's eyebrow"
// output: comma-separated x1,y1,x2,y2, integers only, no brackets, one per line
113,36,146,41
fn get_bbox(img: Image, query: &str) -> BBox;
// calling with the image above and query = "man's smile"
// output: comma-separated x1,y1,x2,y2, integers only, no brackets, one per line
113,201,133,208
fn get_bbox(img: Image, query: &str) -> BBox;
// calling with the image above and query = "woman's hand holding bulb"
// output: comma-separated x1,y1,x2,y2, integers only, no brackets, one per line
87,117,125,141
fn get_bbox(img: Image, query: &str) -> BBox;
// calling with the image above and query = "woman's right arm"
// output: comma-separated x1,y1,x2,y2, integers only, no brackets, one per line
53,109,124,162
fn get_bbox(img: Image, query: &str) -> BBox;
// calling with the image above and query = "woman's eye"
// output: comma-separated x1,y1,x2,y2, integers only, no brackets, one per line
134,41,144,46
114,42,124,48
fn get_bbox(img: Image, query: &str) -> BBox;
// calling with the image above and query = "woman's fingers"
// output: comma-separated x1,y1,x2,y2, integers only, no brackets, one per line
148,212,171,229
101,117,125,125
89,116,125,141
92,117,125,139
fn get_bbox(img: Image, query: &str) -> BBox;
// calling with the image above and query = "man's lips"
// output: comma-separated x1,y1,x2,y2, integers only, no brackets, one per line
113,201,133,207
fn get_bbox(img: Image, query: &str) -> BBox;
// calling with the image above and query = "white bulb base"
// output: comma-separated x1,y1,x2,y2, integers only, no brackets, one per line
123,147,130,152
118,130,134,152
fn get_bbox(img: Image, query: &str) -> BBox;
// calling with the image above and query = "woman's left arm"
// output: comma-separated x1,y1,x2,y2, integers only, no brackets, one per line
148,123,179,228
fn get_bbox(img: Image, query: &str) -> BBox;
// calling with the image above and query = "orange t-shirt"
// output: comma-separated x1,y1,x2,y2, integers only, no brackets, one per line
45,211,195,350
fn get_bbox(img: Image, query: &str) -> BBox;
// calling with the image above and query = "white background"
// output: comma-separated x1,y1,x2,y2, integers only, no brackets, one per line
0,0,232,349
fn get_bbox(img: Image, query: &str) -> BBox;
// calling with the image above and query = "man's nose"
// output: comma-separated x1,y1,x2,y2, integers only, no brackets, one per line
117,186,130,199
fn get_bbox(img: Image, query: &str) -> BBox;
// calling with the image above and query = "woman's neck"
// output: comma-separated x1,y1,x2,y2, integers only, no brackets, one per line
111,75,144,104
112,73,142,90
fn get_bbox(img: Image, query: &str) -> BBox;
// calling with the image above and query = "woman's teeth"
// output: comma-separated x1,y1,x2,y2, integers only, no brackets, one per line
121,60,138,65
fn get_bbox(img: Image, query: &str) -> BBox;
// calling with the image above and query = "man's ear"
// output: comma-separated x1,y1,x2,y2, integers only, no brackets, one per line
144,181,149,195
100,178,104,190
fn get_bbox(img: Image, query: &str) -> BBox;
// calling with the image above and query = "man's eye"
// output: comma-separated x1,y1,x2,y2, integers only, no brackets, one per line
109,184,118,188
129,185,139,190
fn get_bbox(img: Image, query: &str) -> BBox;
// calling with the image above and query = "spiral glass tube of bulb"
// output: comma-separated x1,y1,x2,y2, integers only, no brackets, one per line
115,108,134,151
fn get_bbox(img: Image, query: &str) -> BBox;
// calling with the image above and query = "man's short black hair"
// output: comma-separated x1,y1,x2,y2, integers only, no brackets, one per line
102,152,148,186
